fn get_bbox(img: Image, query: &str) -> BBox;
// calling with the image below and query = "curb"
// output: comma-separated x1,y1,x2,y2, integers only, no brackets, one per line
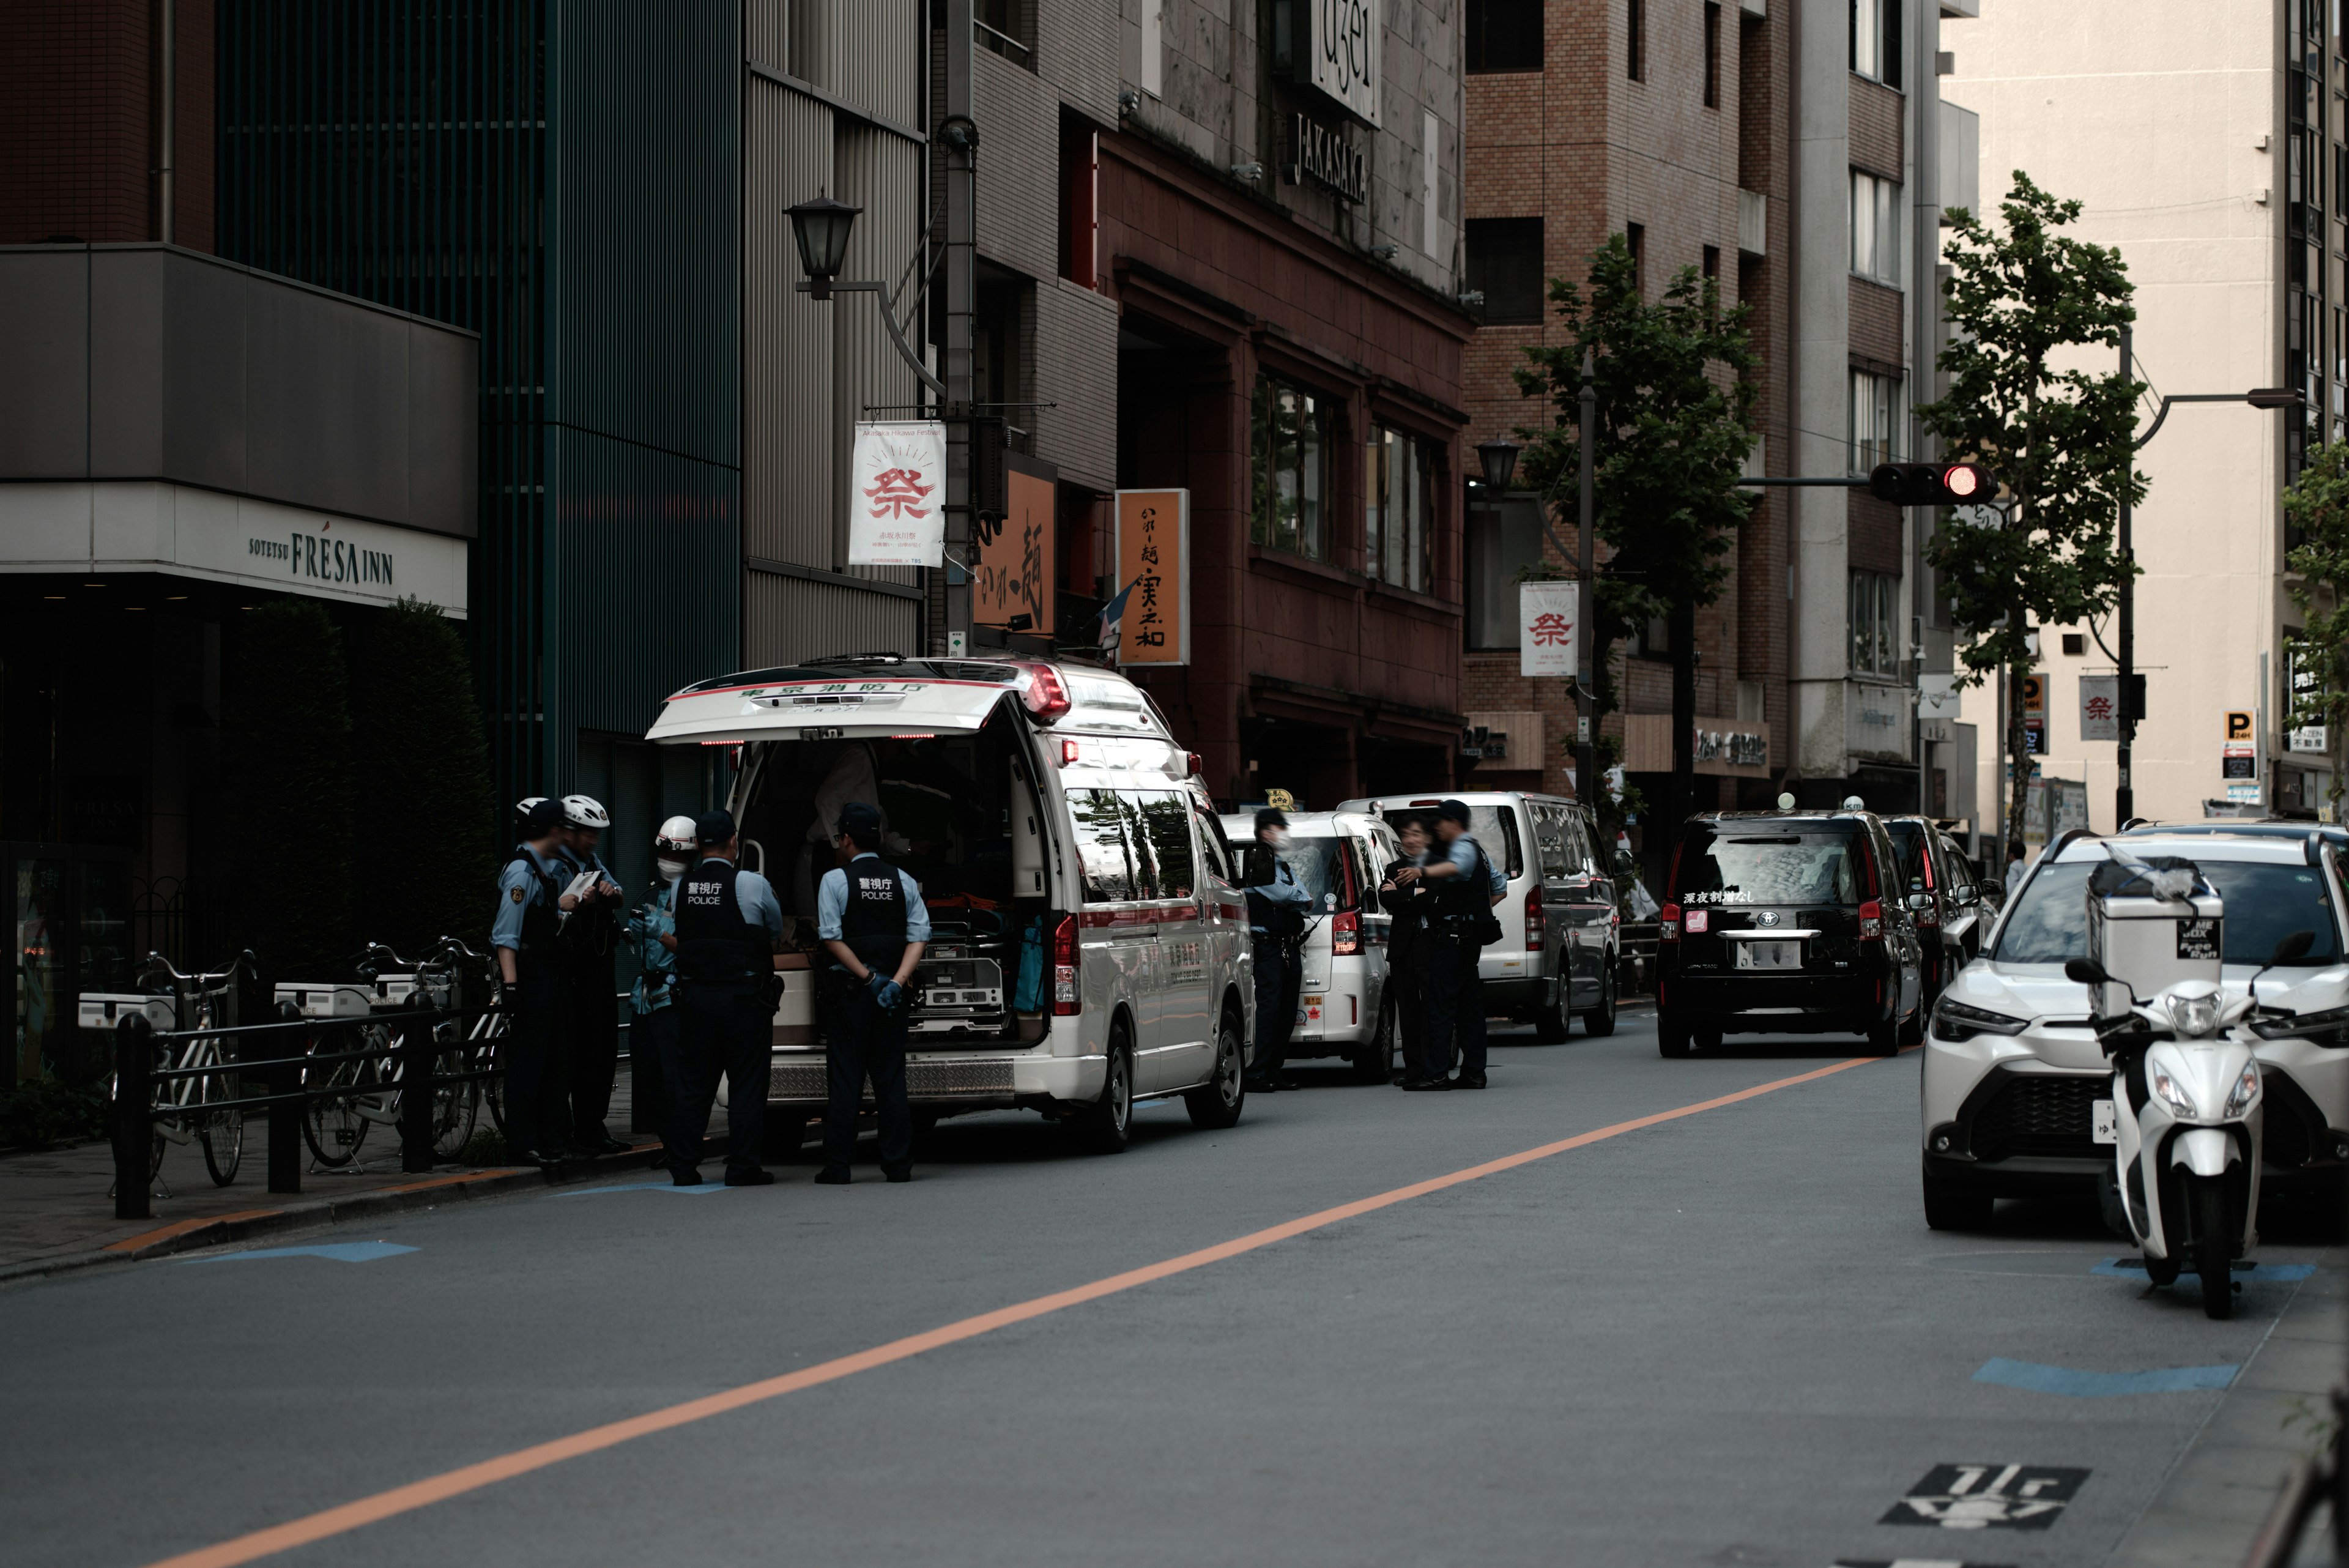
0,1141,668,1285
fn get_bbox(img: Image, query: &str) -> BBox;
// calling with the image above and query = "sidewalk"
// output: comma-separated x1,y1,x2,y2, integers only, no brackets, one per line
0,1080,659,1281
2107,1252,2347,1567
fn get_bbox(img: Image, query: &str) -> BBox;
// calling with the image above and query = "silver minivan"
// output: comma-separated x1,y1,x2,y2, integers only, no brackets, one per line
646,654,1255,1153
1220,810,1402,1079
1337,790,1619,1039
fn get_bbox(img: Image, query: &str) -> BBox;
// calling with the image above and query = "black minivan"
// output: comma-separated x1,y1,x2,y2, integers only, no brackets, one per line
1656,810,1925,1057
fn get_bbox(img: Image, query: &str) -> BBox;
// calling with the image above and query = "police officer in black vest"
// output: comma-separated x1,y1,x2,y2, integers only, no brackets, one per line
667,809,785,1186
492,798,574,1164
814,801,930,1184
1241,806,1313,1093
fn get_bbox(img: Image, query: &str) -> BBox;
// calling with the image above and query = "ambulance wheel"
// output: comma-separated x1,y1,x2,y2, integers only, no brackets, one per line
1077,1028,1135,1153
1922,1169,1992,1231
1187,1010,1247,1128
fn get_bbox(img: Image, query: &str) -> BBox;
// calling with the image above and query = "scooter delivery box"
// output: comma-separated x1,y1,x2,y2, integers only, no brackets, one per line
2085,850,2222,1017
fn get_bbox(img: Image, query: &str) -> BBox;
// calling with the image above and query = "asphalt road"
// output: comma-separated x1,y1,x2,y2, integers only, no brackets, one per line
2,1008,2328,1568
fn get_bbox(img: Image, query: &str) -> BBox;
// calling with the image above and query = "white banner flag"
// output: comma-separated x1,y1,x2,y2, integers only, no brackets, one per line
848,421,947,567
2078,674,2118,742
1520,580,1578,678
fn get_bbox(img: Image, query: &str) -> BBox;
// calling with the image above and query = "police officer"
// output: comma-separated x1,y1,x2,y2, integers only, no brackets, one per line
622,814,697,1160
814,801,930,1184
1406,799,1508,1091
492,798,574,1164
554,795,629,1156
1241,806,1313,1094
669,809,785,1186
1378,813,1436,1087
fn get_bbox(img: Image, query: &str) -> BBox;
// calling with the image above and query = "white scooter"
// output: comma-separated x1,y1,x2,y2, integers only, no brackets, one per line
2065,931,2309,1320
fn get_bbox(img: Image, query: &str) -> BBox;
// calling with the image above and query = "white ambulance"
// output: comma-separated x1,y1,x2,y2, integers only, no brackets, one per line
645,653,1253,1151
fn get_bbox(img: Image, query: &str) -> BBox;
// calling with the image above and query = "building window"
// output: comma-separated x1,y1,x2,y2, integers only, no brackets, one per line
977,0,1034,65
1628,0,1644,80
1626,221,1645,297
1704,2,1722,106
1849,169,1902,285
1058,117,1097,288
1849,570,1899,675
1466,217,1545,324
1467,0,1543,72
1849,368,1903,472
1850,0,1902,88
1368,426,1438,593
1465,496,1546,649
1701,243,1720,321
1252,376,1328,560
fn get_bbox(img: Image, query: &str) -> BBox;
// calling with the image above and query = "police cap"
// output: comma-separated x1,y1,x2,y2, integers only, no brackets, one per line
523,798,565,838
694,809,737,847
1436,798,1473,825
836,801,884,846
1254,806,1289,831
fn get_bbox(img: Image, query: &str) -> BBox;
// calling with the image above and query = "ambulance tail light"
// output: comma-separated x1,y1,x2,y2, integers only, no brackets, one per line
1660,902,1681,942
1052,913,1081,1014
1332,910,1360,956
1523,885,1545,950
1859,899,1884,942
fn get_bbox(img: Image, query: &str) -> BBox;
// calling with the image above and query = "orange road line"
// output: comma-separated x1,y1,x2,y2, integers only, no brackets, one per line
145,1053,1883,1568
105,1210,283,1254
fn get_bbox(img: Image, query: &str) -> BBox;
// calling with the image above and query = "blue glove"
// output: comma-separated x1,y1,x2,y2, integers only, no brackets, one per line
867,973,903,1011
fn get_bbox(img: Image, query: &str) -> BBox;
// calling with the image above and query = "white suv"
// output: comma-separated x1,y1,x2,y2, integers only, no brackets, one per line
1221,811,1401,1079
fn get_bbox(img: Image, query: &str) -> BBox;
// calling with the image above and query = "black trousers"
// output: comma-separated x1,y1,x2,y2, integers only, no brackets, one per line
1250,934,1302,1083
503,951,570,1156
1389,935,1432,1079
671,982,771,1175
822,975,913,1173
566,951,620,1144
629,1003,680,1146
1420,937,1487,1079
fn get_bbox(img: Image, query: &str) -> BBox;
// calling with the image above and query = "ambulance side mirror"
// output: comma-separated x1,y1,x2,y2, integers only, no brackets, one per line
2064,958,2110,988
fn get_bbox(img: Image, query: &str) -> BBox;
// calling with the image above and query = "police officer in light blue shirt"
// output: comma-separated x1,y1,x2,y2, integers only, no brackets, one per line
493,798,576,1163
1242,806,1313,1094
814,800,930,1184
1406,799,1508,1091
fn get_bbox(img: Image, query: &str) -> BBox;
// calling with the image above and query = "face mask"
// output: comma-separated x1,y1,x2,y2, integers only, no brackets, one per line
1269,830,1291,851
657,858,687,882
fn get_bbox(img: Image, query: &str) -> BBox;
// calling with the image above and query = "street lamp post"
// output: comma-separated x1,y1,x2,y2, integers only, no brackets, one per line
1578,350,1597,804
2110,319,2301,826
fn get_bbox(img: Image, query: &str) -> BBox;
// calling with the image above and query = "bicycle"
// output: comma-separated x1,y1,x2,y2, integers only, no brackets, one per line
122,952,251,1189
290,939,489,1169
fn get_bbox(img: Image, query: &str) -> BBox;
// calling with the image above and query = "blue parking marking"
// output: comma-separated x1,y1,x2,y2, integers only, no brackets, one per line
185,1242,418,1265
1973,1357,2237,1397
549,1181,734,1197
2091,1257,2316,1282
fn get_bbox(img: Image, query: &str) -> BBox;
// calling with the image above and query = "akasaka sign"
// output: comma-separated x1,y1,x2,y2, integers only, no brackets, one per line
849,420,946,567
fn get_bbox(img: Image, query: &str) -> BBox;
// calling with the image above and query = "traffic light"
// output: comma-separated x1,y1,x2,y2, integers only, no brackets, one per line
1869,462,1992,505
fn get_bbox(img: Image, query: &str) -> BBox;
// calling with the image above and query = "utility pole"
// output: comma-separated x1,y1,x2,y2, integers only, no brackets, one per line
940,0,978,657
1577,349,1598,806
2115,321,2136,826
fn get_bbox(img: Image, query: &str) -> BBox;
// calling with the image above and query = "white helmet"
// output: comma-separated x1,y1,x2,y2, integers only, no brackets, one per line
561,793,611,831
516,795,546,818
655,815,698,855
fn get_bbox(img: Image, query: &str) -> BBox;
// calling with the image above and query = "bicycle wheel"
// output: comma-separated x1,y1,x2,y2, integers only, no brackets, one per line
301,1028,375,1168
480,1016,509,1137
431,1025,479,1161
200,1092,244,1186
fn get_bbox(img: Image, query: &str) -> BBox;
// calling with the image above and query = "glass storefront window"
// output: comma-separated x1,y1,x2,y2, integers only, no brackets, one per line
14,860,65,1089
1251,376,1327,560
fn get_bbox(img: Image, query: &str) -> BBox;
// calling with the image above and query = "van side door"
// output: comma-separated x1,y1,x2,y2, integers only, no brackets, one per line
1136,790,1211,1091
1066,787,1160,1071
1192,797,1249,1049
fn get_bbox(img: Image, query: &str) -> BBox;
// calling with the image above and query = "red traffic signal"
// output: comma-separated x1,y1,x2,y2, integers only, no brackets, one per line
1869,462,1992,505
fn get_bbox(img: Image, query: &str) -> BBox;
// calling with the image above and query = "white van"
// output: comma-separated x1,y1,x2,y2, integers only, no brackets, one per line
1337,790,1620,1039
645,654,1255,1151
1219,810,1403,1079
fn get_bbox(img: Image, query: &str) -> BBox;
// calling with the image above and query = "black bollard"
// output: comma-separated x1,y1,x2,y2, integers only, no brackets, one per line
396,1001,436,1173
113,1014,154,1221
267,1000,303,1194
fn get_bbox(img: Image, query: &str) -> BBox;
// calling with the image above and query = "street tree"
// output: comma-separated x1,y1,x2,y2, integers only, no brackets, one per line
1921,171,2142,855
2283,440,2349,813
1515,232,1759,852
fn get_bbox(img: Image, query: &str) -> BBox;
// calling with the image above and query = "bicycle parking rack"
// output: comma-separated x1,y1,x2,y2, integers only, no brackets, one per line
107,958,508,1221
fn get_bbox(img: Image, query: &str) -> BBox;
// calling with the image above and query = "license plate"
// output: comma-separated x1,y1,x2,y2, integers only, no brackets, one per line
2093,1099,2117,1145
1734,940,1800,970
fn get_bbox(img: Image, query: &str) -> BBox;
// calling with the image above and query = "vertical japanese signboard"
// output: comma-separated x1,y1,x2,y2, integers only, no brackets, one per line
848,421,946,567
976,462,1056,632
1113,488,1189,665
1518,581,1578,678
2288,637,2328,752
2078,675,2118,742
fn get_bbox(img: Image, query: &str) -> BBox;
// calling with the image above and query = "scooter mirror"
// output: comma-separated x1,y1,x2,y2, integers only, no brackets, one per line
2064,958,2110,987
2272,929,2316,965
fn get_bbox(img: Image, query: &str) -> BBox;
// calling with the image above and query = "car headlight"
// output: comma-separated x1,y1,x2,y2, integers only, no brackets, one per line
2249,1003,2349,1044
2224,1061,2262,1117
1931,998,2028,1042
2150,1062,2200,1118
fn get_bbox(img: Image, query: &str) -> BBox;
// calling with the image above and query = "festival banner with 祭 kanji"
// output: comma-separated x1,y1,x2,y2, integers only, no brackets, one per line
1112,488,1189,665
976,461,1056,631
1519,579,1578,678
848,420,946,566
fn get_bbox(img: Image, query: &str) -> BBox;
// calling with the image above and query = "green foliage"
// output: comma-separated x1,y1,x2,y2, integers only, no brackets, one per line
2283,442,2349,807
1513,231,1760,847
223,600,354,979
0,1079,109,1151
352,598,499,957
1920,171,2143,847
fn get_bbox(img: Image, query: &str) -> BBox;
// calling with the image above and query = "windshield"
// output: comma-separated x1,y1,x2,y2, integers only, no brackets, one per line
1993,858,2340,967
1672,828,1861,905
